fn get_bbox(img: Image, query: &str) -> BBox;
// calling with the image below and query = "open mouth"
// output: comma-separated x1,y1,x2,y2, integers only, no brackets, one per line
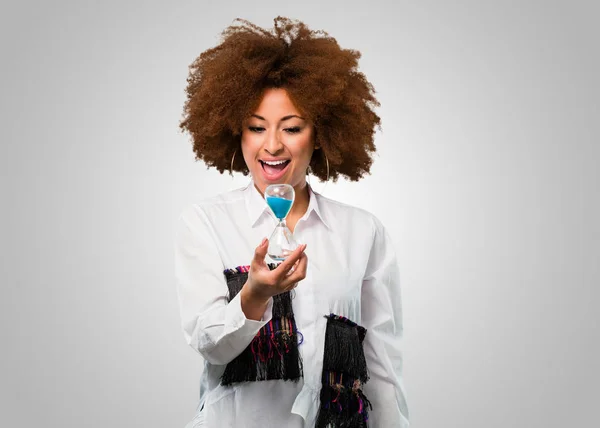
259,159,291,179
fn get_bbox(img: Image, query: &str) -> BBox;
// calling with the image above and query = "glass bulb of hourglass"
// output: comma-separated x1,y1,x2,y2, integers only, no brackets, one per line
265,184,299,261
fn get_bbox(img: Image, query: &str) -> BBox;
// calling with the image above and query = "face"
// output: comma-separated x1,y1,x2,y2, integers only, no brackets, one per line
241,88,317,196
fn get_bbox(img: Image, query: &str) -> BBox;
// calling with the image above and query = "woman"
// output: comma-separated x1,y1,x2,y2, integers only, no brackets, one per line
175,16,409,428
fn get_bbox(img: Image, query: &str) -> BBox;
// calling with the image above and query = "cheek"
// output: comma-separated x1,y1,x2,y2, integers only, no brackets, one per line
240,135,257,161
241,149,255,170
295,136,315,161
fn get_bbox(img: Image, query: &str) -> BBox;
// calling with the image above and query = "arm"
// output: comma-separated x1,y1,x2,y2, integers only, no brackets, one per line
361,216,410,427
174,205,273,365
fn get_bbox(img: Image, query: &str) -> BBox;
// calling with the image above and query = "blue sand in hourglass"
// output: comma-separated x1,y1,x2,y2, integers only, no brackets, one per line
266,196,293,219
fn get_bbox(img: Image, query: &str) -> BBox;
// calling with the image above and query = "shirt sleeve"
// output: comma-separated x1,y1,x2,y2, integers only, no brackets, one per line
361,216,410,427
174,204,274,366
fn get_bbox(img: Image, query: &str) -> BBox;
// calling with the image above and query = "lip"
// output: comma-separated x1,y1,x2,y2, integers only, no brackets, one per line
259,158,290,162
259,159,291,181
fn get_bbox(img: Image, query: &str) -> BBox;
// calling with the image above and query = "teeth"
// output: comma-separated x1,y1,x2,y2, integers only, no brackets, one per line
262,160,288,166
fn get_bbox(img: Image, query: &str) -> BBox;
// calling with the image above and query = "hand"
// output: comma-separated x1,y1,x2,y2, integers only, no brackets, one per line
244,238,308,302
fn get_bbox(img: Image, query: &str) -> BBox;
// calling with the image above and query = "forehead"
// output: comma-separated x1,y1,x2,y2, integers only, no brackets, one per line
254,88,302,115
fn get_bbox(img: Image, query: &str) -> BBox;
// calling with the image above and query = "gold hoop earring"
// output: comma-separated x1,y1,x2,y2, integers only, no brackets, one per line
229,149,237,177
307,154,329,181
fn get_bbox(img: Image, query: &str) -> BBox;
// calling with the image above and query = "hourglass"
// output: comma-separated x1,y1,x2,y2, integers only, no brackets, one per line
265,184,299,261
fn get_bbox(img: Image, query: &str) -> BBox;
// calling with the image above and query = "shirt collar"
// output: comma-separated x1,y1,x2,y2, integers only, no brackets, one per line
243,178,331,230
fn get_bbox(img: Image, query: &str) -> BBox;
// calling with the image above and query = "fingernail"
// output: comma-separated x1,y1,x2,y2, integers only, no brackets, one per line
261,238,268,246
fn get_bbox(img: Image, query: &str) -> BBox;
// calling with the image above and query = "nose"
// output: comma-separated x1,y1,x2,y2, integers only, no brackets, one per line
263,128,284,155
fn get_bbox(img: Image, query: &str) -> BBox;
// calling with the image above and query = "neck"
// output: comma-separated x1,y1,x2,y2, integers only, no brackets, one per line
289,181,310,219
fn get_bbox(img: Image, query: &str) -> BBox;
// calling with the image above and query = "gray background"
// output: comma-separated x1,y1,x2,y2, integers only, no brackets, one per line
1,0,598,427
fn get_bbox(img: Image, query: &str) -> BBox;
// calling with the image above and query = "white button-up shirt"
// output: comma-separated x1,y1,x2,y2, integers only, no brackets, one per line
174,179,409,427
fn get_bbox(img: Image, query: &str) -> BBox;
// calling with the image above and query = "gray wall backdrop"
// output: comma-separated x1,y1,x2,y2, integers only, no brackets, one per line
1,0,598,427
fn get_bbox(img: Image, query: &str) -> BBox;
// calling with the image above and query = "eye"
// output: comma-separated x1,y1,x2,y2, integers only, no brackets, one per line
248,126,302,134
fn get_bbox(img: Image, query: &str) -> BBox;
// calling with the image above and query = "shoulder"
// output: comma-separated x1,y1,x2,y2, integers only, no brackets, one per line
176,186,246,228
315,192,385,239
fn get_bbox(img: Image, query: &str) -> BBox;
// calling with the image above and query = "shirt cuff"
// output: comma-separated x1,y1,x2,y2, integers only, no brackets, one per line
223,292,274,339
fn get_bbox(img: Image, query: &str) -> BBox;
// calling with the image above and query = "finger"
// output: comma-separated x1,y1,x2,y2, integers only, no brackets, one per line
285,258,300,276
252,237,269,266
275,244,306,277
282,282,298,292
280,252,308,289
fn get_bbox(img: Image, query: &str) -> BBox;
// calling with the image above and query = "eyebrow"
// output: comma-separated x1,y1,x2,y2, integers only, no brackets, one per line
251,114,305,122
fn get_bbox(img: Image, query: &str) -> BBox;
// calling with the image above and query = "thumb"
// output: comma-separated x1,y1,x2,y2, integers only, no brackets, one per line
253,237,269,263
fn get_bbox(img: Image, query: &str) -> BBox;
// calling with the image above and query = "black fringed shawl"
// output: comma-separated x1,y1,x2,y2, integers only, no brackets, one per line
316,314,372,427
221,266,372,427
221,264,303,385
